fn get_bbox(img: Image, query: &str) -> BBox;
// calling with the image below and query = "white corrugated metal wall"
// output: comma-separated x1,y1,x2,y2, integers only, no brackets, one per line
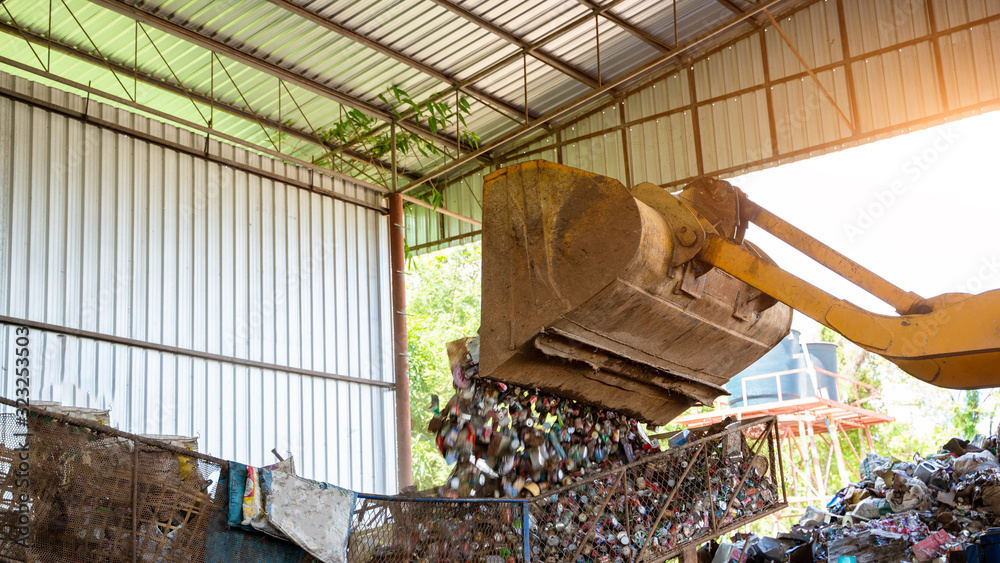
0,72,397,494
408,0,1000,254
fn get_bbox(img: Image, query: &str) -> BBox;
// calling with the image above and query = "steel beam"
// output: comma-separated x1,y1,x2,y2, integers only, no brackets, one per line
0,54,401,196
325,0,635,160
0,21,427,182
388,193,413,489
505,0,994,166
265,0,533,122
715,0,769,28
0,316,393,388
401,0,792,193
657,98,1000,189
401,193,481,227
764,9,855,133
86,0,471,154
926,0,951,112
716,0,748,15
574,0,673,52
427,0,600,89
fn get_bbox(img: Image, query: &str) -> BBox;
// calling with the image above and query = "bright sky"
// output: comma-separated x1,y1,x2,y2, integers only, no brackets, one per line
729,110,1000,340
727,110,1000,438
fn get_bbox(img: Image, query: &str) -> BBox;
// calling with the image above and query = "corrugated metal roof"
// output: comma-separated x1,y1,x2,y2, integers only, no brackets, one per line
408,0,1000,253
0,0,764,190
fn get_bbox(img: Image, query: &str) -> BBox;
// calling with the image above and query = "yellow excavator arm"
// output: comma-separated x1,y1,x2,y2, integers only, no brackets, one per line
701,196,1000,390
478,161,999,424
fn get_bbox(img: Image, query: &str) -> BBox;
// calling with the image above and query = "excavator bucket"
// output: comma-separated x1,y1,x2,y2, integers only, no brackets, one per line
478,161,792,424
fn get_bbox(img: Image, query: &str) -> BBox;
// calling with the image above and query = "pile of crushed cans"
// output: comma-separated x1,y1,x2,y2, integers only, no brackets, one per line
699,431,1000,563
421,337,784,562
526,445,780,561
429,337,666,499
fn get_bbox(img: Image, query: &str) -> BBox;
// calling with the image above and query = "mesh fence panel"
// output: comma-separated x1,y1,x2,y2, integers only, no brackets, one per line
348,497,527,562
0,403,783,563
530,418,786,562
0,411,230,562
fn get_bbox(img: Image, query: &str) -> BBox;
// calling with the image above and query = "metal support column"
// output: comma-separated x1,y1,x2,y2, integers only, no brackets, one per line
522,500,532,562
389,122,413,489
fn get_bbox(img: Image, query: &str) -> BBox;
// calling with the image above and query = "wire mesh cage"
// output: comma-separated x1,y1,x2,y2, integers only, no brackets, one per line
529,417,786,562
0,399,783,563
0,406,230,562
348,495,528,562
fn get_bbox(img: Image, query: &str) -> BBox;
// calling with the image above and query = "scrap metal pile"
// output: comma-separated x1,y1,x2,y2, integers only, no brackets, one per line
420,337,786,562
708,433,1000,563
527,433,781,562
348,496,529,562
428,338,668,499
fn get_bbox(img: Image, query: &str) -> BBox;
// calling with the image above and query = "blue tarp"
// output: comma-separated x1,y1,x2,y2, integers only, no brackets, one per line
205,467,310,563
227,462,256,532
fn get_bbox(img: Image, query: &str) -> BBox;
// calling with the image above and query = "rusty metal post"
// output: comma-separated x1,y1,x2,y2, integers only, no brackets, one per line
389,122,413,490
132,439,139,562
705,441,716,532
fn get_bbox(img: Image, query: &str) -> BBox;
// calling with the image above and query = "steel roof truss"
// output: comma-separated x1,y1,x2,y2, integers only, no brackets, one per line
427,0,601,89
86,0,476,157
574,0,673,52
265,0,533,123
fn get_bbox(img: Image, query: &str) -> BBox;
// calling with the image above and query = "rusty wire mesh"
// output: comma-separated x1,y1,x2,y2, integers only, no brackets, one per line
0,409,229,562
0,402,782,563
529,417,786,562
348,496,527,562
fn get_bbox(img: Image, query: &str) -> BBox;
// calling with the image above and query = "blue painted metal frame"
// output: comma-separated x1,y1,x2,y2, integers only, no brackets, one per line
356,493,523,503
523,500,532,563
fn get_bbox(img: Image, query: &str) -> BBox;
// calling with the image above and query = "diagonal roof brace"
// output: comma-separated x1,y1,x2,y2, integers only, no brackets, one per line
401,0,793,194
265,0,537,123
715,0,748,15
86,0,482,158
573,0,673,52
715,0,769,26
427,0,602,89
0,20,427,181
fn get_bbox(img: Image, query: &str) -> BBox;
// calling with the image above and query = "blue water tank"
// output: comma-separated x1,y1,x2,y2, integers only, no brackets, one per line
805,341,840,401
725,331,840,407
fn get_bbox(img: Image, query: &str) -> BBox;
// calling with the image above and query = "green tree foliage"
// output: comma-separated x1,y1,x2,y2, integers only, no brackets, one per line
406,243,482,490
953,389,982,439
313,86,477,191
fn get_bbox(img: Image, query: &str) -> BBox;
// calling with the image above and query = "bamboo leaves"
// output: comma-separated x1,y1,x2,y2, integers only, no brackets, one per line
317,85,476,189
